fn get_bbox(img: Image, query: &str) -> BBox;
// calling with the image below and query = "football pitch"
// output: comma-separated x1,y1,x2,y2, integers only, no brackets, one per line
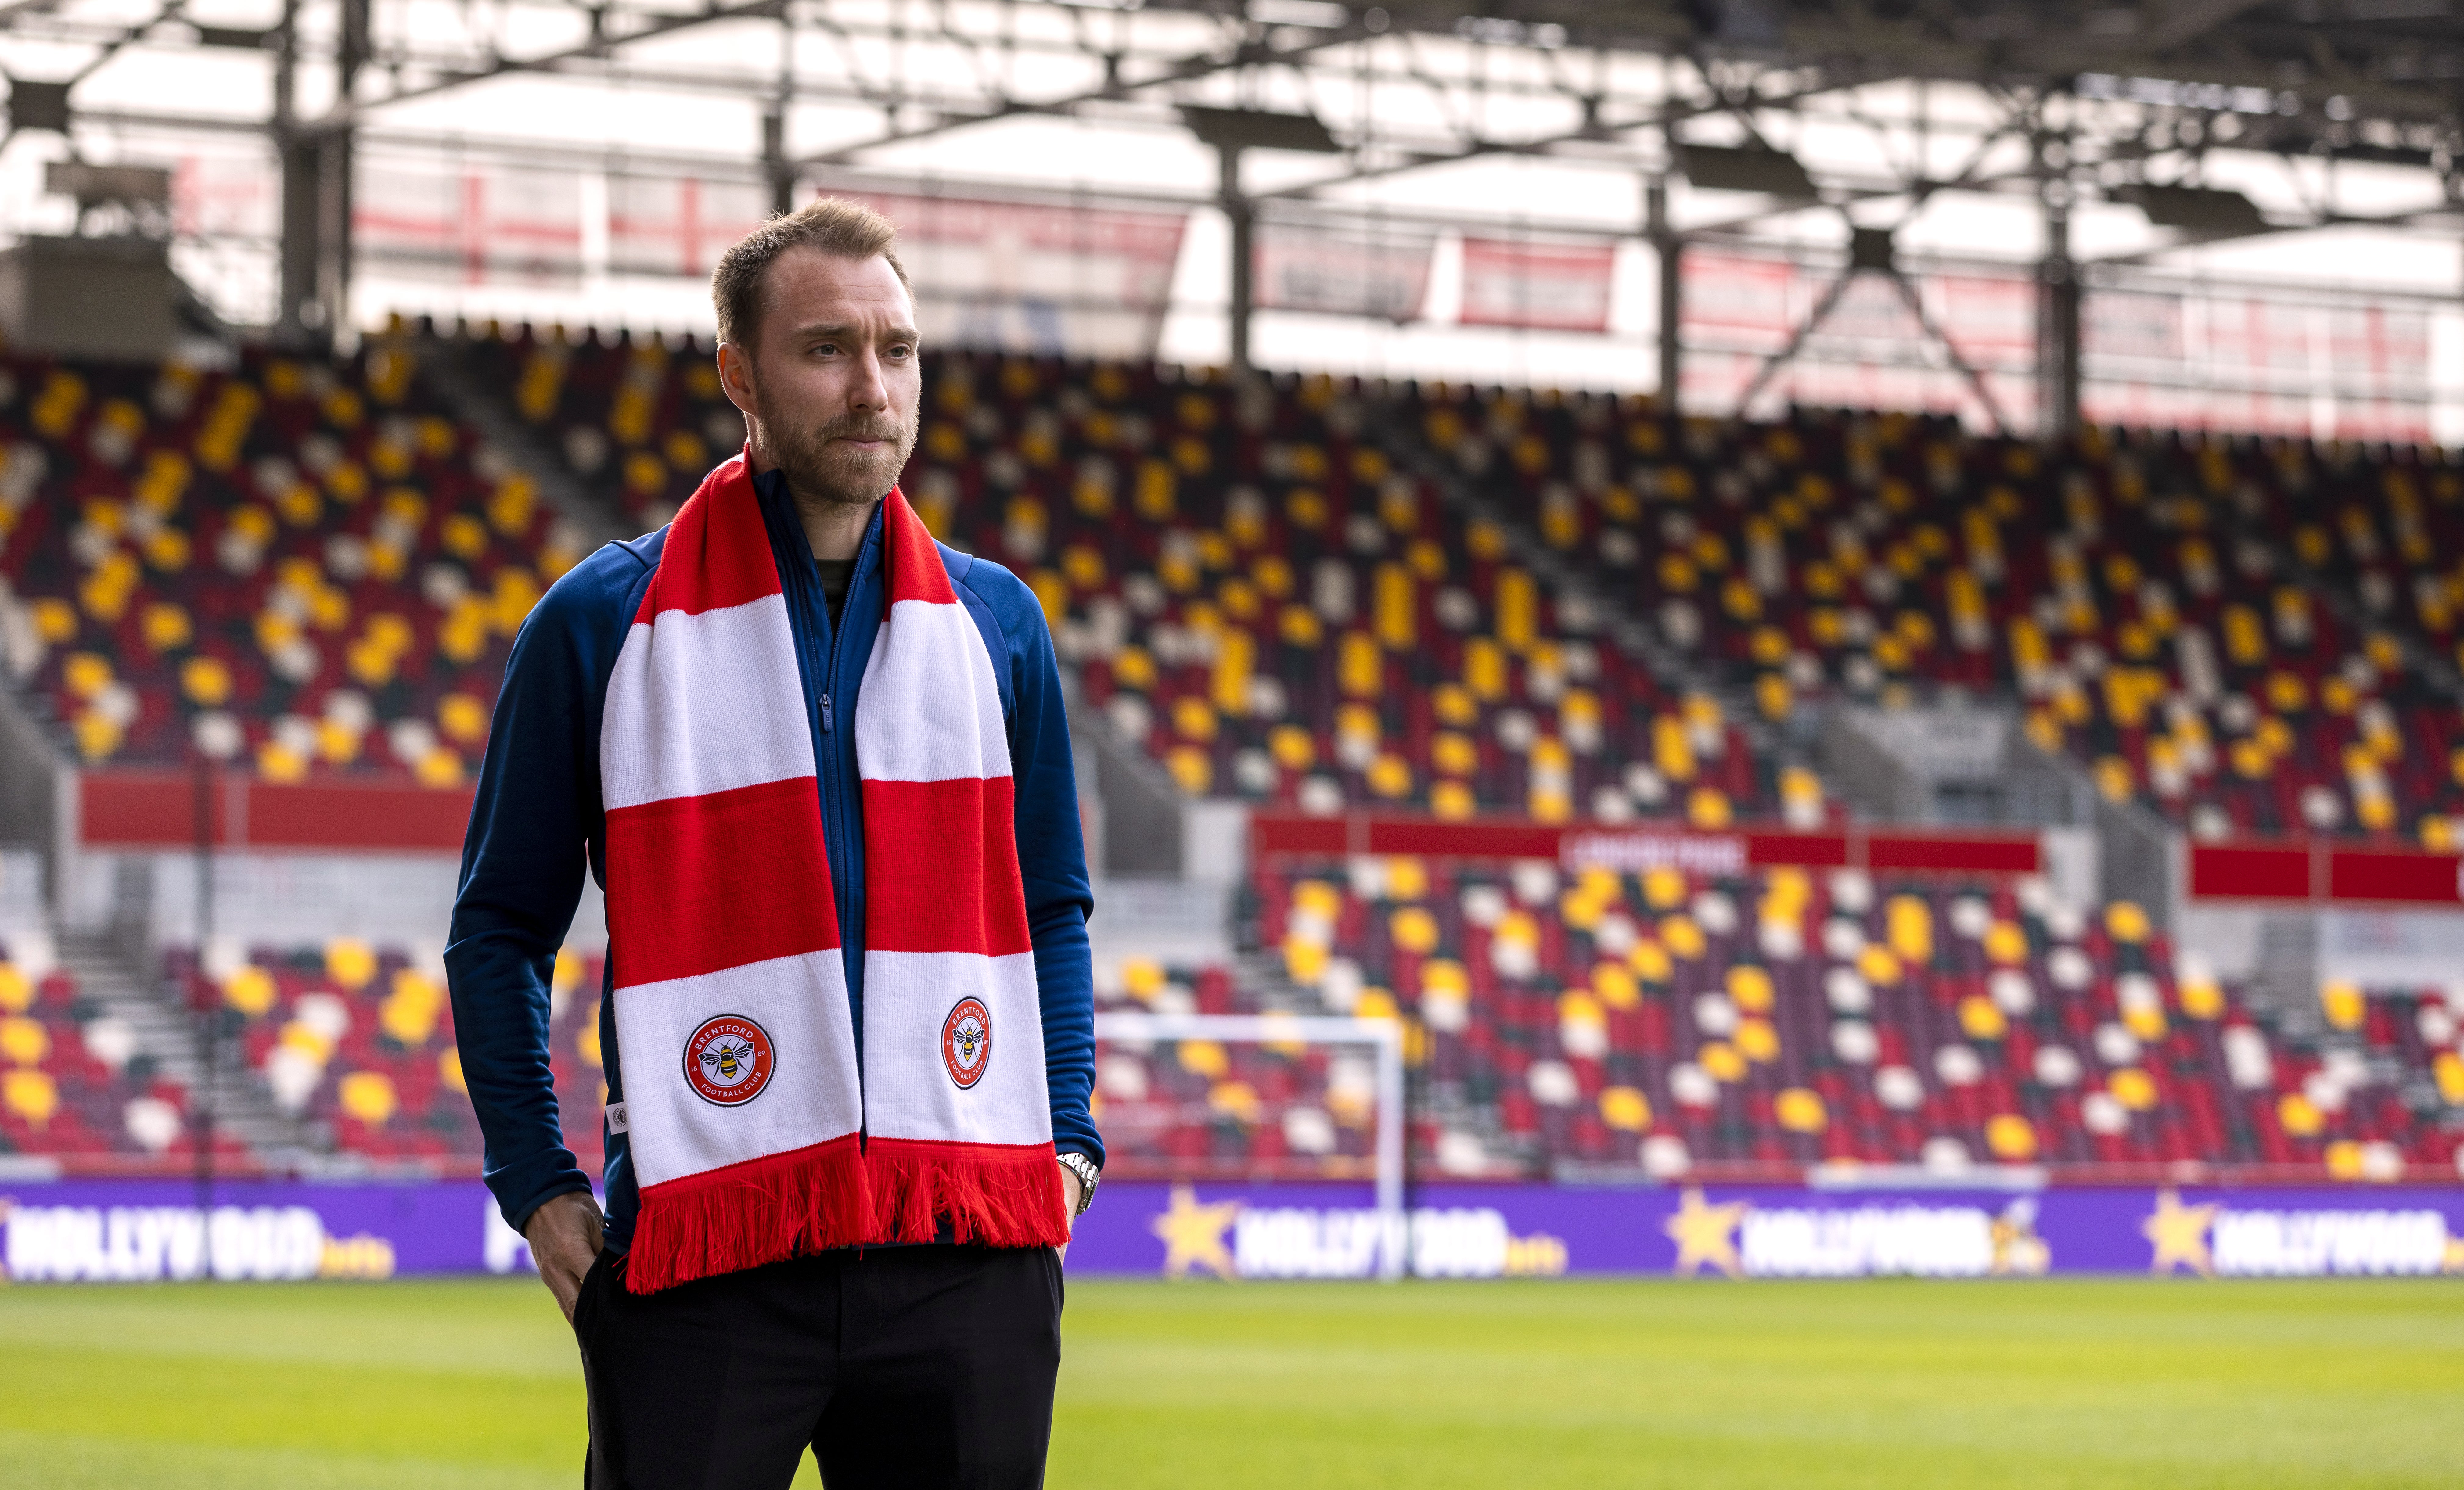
0,1275,2456,1489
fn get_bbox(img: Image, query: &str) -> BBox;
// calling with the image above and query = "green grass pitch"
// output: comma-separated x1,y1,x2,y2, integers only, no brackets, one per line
0,1275,2456,1488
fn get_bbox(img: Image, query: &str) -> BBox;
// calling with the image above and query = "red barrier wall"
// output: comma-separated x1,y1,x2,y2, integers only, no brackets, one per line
1250,811,2041,877
2186,839,2464,908
77,772,2464,910
80,771,475,852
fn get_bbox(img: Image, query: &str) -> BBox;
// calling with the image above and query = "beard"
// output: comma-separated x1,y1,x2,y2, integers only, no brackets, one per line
755,389,920,511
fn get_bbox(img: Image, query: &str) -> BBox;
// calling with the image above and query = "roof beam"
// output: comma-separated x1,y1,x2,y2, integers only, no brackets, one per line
798,21,1366,168
2141,0,2275,54
2085,200,2464,266
297,0,789,138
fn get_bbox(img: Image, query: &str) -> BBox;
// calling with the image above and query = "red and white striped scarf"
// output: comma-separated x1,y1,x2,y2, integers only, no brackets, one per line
599,450,1066,1293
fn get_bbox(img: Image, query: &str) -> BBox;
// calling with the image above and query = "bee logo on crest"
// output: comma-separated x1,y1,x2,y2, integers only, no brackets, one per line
942,998,991,1089
684,1014,774,1106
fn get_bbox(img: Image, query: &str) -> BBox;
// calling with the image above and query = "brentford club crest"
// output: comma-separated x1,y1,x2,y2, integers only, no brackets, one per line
683,1014,774,1106
942,998,991,1089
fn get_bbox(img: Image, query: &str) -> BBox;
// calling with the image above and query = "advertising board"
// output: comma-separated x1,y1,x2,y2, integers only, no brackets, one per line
8,1180,2455,1283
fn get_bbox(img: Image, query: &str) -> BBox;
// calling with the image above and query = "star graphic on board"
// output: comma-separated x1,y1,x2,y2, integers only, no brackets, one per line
1664,1187,1749,1280
1149,1184,1241,1280
2142,1189,2219,1278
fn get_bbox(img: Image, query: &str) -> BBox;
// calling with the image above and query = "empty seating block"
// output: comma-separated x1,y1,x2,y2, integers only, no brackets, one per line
0,937,220,1163
1430,395,2464,841
186,937,606,1171
0,330,583,781
1250,855,2464,1181
1089,958,1368,1179
450,327,1787,823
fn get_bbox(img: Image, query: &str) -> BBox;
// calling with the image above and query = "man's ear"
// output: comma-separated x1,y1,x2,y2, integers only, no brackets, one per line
716,342,759,418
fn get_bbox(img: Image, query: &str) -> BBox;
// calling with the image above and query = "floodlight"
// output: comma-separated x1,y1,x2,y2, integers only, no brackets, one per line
46,162,172,208
7,79,71,135
1850,225,1895,273
194,26,273,50
2117,183,2266,234
1180,105,1341,154
1678,143,1817,199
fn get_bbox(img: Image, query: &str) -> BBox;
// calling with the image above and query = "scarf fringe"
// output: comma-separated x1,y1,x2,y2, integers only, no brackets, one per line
626,1135,872,1293
864,1137,1072,1248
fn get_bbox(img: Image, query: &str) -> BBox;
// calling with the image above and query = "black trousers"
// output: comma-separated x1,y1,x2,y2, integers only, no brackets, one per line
574,1244,1064,1490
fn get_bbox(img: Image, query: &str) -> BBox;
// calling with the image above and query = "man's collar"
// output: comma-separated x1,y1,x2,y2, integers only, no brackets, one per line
749,465,886,556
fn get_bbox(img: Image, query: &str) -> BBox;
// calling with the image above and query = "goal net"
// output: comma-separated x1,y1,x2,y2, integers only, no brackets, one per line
1090,1011,1405,1281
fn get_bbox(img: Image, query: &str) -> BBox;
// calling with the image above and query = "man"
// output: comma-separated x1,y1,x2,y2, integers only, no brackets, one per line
446,196,1101,1489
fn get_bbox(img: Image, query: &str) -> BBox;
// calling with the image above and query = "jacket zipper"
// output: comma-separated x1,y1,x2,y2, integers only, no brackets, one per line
769,504,861,1065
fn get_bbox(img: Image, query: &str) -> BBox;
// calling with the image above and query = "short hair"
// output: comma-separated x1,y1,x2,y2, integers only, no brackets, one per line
711,196,912,350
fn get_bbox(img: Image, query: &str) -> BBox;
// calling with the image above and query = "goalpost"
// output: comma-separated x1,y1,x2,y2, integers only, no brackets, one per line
1090,1011,1407,1282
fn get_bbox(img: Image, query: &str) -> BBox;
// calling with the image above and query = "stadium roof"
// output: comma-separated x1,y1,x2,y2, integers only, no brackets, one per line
0,1,2453,413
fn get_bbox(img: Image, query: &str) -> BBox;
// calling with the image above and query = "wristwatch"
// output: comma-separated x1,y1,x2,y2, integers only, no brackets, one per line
1057,1151,1100,1216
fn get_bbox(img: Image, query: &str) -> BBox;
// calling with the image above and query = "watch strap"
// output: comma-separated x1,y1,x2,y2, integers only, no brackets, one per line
1057,1151,1099,1216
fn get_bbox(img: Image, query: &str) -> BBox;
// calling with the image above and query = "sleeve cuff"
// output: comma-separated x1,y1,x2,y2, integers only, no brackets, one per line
505,1176,597,1236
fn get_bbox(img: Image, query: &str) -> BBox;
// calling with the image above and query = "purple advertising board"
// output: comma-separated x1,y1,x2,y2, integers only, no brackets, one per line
4,1178,2460,1282
1064,1181,2464,1281
0,1179,531,1283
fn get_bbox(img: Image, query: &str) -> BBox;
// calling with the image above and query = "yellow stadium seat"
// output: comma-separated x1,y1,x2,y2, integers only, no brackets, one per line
338,1071,398,1126
1773,1087,1826,1134
1164,745,1212,794
1599,1085,1651,1132
1699,1041,1746,1083
0,1015,49,1066
1985,1114,2038,1161
1735,1018,1779,1063
4,1067,58,1128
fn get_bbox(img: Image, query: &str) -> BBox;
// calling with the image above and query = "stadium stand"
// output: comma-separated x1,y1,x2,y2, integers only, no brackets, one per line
0,934,241,1164
459,322,739,527
1087,958,1383,1181
161,938,604,1174
0,329,583,781
460,328,1793,824
2,336,2459,1185
1245,856,2464,1182
1433,392,2464,841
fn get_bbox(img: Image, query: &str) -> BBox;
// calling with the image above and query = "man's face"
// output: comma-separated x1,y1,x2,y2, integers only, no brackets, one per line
719,248,921,509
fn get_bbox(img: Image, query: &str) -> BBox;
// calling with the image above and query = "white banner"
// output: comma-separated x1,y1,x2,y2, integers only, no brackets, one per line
1254,224,1433,322
355,162,582,286
1681,251,1797,341
847,192,1188,358
1933,275,2035,364
1459,238,1615,332
2083,291,2433,440
170,152,277,240
609,176,771,279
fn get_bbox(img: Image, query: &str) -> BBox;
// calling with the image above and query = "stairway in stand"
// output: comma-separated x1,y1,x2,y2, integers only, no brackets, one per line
56,931,318,1168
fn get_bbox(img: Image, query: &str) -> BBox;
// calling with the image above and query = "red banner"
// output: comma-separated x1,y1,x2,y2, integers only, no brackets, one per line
2187,842,2464,907
2185,843,2310,902
81,772,474,852
1458,238,1616,332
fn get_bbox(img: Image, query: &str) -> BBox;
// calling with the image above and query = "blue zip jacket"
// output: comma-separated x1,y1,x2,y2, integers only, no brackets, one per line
445,468,1100,1245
